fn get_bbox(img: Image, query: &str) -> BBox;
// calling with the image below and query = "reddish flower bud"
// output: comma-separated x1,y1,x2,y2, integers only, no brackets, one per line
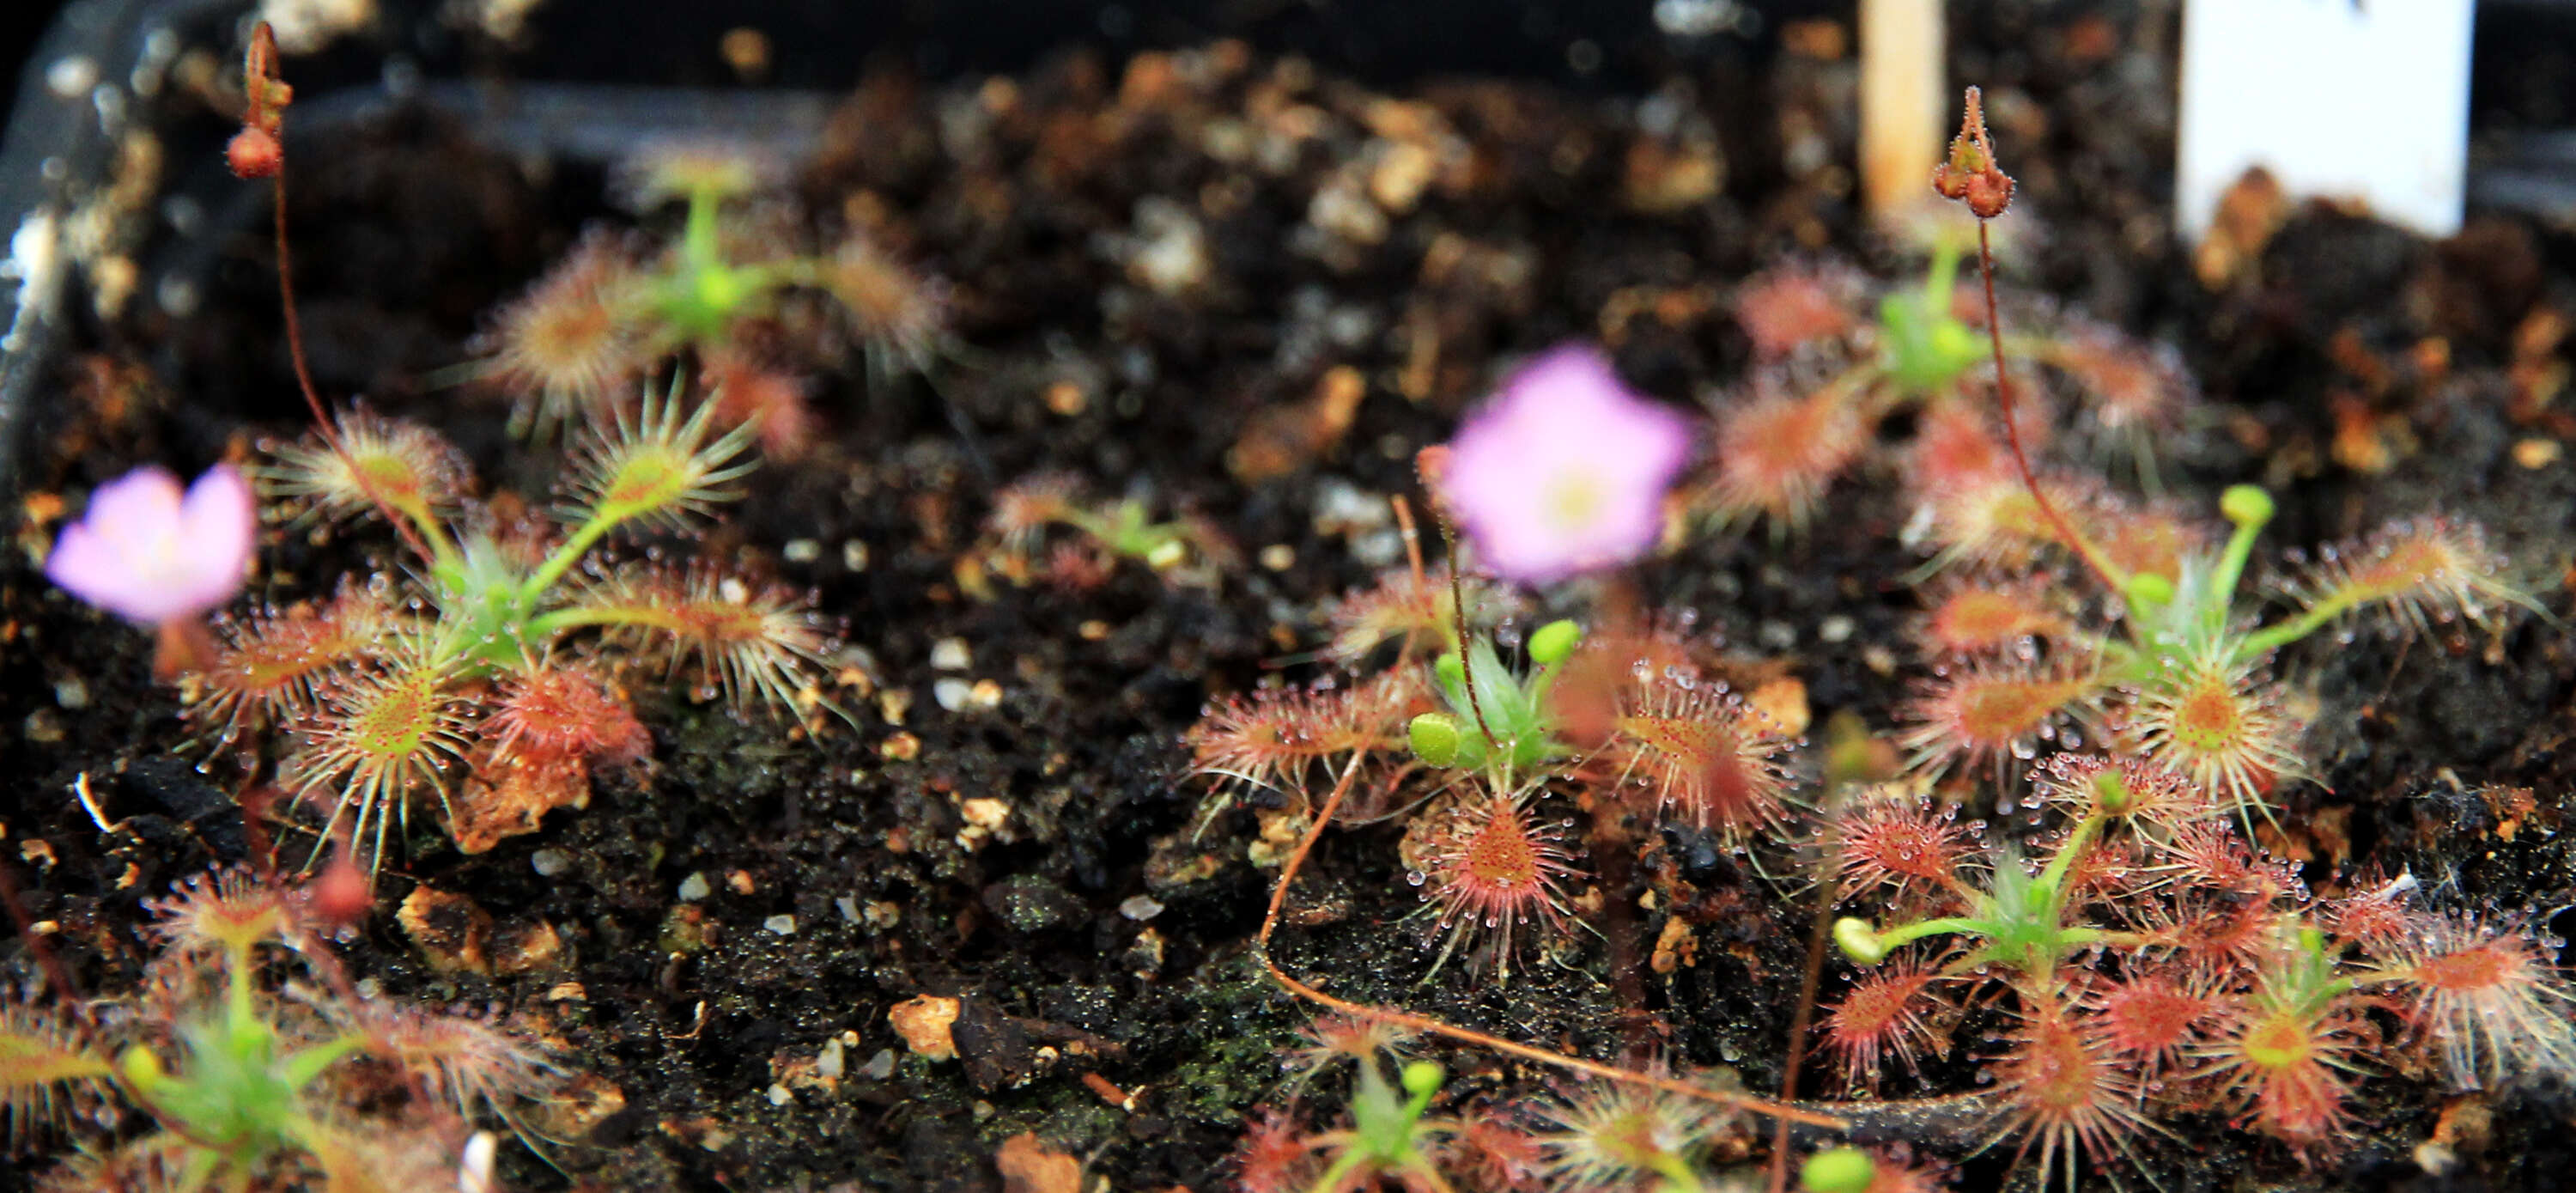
1931,87,2015,220
227,126,282,180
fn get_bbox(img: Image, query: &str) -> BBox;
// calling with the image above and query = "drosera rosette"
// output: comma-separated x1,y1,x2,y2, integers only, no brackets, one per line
1685,211,2193,537
167,374,845,867
0,866,565,1189
1896,479,2541,815
1880,92,2549,819
1396,780,1584,984
980,470,1238,588
1815,737,2576,1181
2186,928,2381,1159
1211,342,1858,1164
467,139,956,441
1230,1023,1528,1193
1814,743,2234,1182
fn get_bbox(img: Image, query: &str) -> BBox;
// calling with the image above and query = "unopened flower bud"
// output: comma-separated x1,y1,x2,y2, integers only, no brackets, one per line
1526,619,1582,666
1931,86,2014,220
1833,916,1891,965
1409,713,1464,767
227,126,282,180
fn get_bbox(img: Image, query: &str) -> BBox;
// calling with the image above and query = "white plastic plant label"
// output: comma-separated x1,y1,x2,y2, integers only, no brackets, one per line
2177,0,2473,241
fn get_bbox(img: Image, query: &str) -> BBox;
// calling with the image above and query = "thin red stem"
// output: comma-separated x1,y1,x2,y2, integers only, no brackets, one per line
1978,220,2120,592
1437,519,1498,748
1255,764,1845,1129
1768,857,1838,1193
270,164,433,564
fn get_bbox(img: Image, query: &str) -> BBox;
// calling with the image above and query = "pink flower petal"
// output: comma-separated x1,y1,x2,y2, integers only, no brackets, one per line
173,465,257,613
1441,344,1692,584
45,464,254,624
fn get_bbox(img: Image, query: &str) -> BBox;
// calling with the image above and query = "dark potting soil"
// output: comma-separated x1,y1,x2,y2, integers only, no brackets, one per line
8,9,2576,1192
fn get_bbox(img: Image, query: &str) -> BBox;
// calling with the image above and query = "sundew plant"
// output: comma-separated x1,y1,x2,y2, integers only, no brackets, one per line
1885,92,2540,816
214,387,840,861
42,26,843,868
1197,88,2573,1193
0,867,562,1190
474,140,950,452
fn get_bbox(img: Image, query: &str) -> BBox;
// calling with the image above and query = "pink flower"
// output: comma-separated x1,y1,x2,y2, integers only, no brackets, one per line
46,464,256,624
1440,344,1691,583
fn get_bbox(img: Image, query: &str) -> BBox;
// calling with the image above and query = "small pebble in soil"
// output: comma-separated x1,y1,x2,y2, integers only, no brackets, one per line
930,638,972,670
766,1084,793,1106
889,995,961,1060
859,1049,896,1081
1759,620,1797,650
24,709,63,744
1119,894,1164,921
1259,545,1294,571
52,678,87,709
1124,197,1212,295
529,849,569,877
841,540,869,571
1310,478,1388,536
45,56,97,98
835,895,860,923
933,679,974,711
677,872,711,902
727,870,756,895
1818,615,1856,644
1126,928,1166,977
764,915,796,935
157,276,198,319
817,1038,846,1079
782,539,820,563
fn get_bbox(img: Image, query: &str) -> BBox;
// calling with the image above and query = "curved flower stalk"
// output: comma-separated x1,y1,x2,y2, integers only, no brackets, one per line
1888,94,2545,819
1690,223,2196,535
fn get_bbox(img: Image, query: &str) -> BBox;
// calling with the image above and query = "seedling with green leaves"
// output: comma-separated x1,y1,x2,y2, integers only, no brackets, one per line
165,36,842,868
1893,94,2541,816
478,145,949,445
1,868,558,1190
214,381,839,864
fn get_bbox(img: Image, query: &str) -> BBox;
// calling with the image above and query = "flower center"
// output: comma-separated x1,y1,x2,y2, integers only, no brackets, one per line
1542,471,1607,532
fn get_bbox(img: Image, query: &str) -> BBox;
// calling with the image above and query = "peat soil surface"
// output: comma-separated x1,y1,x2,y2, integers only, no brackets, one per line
9,10,2576,1191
